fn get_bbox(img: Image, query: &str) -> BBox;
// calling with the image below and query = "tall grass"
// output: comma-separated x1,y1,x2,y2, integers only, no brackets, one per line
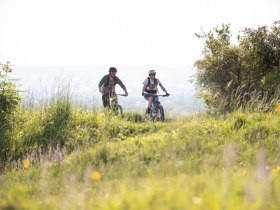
0,79,166,171
229,85,280,112
205,85,280,115
1,82,280,209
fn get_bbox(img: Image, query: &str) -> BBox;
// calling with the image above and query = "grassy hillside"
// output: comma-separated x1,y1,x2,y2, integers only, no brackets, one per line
0,99,280,209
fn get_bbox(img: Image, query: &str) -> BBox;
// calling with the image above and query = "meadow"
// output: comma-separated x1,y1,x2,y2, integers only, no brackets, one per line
0,88,280,210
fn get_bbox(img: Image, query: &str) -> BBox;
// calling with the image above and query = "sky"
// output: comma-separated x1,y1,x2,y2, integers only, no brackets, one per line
0,0,279,68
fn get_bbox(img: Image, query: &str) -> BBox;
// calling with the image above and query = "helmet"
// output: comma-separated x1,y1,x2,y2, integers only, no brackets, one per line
148,70,156,75
109,67,117,72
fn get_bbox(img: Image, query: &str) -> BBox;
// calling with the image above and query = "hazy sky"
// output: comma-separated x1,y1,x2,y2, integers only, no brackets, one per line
0,0,279,67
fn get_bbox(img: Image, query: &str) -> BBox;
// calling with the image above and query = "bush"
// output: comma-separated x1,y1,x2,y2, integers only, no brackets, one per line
0,62,21,165
195,21,280,113
0,62,21,128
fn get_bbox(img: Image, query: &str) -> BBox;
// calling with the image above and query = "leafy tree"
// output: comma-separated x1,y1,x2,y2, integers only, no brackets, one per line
195,21,280,113
0,62,21,164
195,24,242,112
0,62,21,126
238,21,280,96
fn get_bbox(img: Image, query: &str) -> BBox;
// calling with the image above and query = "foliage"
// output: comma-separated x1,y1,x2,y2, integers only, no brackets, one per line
2,20,280,208
195,20,280,113
0,62,21,126
0,99,165,167
1,111,280,209
0,62,21,166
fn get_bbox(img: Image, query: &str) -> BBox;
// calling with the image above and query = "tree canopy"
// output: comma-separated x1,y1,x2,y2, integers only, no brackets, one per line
195,20,280,113
0,62,21,162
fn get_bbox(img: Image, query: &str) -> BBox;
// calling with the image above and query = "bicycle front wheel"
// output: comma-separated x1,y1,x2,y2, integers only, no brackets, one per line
117,105,123,116
158,105,165,122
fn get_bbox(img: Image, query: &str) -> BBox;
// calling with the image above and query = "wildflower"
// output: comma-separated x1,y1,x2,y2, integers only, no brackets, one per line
22,159,30,169
272,166,280,174
276,103,280,114
91,171,101,181
241,169,247,176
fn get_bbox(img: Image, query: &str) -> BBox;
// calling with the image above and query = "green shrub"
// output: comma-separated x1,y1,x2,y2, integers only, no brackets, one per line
0,62,21,165
0,63,21,126
232,113,248,130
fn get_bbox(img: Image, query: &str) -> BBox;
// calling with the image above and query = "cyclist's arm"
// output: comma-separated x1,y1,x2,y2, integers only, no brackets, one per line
116,77,128,95
98,75,107,92
142,83,148,94
159,83,168,94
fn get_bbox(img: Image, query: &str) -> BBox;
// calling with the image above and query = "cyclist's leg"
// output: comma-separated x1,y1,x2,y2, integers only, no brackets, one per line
143,95,151,114
145,96,153,114
148,96,153,108
102,93,110,108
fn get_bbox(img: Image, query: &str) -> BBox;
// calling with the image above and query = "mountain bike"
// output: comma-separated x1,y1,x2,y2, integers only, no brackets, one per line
144,93,169,122
108,93,126,116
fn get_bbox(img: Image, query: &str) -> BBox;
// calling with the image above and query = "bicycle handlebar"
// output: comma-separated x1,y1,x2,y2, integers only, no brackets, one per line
99,92,127,97
144,93,170,97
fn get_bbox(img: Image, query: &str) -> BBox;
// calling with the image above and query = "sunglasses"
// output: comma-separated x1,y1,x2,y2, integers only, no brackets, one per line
149,74,156,76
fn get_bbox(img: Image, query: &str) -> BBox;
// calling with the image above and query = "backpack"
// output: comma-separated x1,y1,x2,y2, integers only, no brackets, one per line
147,77,157,87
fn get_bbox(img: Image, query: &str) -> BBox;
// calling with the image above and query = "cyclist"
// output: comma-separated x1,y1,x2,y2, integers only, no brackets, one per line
98,67,128,108
142,70,169,114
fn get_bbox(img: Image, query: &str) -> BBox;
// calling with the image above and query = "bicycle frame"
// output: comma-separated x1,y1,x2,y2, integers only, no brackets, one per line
144,93,169,121
107,93,126,116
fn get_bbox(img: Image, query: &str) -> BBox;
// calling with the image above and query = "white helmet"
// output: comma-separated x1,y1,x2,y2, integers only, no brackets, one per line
148,70,156,75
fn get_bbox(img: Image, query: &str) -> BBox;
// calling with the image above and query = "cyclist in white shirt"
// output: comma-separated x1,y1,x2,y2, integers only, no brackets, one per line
142,70,169,114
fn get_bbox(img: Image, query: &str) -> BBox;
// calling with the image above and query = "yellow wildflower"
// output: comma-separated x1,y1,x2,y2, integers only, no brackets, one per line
22,159,30,169
91,171,101,181
272,166,280,173
276,103,280,114
241,170,247,176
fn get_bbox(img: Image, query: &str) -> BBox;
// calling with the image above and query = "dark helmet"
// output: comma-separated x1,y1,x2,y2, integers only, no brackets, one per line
148,70,156,75
109,67,117,72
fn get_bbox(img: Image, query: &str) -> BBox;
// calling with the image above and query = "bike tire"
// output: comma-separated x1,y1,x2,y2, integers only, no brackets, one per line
117,105,123,116
149,106,165,122
149,110,156,121
158,105,165,122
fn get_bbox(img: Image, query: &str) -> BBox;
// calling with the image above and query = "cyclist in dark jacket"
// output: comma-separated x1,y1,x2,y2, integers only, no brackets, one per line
98,67,128,108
